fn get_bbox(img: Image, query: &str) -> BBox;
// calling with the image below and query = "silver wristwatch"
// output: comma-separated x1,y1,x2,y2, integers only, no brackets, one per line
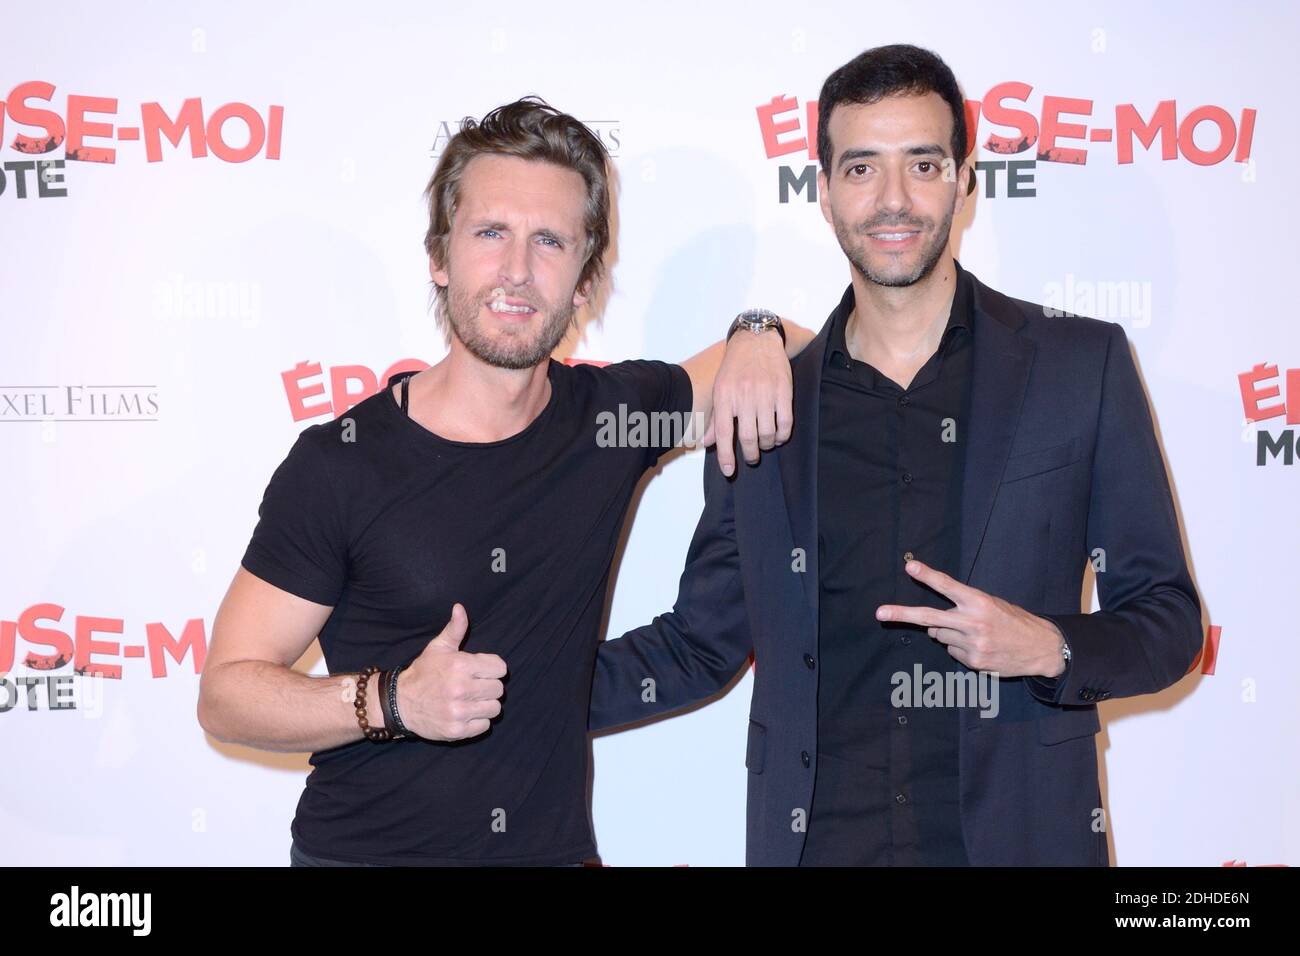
727,308,786,345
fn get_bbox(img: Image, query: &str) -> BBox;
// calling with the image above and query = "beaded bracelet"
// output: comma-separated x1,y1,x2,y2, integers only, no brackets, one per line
354,666,397,742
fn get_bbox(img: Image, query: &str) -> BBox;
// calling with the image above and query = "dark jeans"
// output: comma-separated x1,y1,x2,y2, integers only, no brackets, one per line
290,840,389,867
289,840,584,866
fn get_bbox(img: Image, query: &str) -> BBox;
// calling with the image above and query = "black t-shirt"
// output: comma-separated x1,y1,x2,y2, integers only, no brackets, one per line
239,358,692,865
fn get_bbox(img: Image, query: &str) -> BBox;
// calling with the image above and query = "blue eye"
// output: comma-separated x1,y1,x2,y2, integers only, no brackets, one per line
478,229,501,238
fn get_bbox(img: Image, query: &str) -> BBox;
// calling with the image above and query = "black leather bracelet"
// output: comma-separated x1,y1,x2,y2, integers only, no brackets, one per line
384,662,414,739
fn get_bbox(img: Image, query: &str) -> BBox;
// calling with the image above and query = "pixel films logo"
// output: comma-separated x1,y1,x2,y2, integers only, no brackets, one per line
1,80,284,200
1239,363,1299,465
758,83,1257,203
1,384,159,423
432,117,620,158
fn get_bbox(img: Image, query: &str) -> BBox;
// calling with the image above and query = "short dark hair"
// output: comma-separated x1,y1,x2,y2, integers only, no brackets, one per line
817,44,973,193
423,96,612,321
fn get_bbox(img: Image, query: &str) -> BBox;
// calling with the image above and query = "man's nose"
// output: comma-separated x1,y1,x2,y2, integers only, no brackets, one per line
877,166,910,216
498,237,532,287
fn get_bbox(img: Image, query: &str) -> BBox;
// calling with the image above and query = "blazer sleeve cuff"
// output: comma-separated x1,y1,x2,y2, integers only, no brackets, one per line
1024,614,1081,706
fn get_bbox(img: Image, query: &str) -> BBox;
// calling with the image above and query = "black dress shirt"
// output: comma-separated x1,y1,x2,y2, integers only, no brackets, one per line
800,262,976,866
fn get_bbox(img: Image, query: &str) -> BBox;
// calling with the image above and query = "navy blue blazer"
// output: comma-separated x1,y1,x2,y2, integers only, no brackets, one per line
589,263,1202,866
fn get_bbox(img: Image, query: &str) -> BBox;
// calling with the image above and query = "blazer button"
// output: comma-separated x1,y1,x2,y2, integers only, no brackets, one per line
804,654,816,670
801,751,811,768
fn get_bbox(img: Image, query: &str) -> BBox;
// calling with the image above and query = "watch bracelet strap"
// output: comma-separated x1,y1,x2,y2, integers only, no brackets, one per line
727,313,786,344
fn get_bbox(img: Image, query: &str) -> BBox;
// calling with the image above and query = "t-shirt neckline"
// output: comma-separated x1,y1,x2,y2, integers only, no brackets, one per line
384,360,561,450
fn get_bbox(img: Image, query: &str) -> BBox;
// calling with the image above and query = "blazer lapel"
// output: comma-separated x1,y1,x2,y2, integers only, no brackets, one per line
777,310,833,612
957,275,1036,584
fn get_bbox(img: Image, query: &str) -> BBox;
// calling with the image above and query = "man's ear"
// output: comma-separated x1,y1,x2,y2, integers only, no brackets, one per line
817,168,832,225
572,277,591,310
430,255,449,289
952,159,972,219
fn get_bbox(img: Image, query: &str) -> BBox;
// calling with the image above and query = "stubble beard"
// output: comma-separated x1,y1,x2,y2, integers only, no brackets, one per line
444,281,576,371
835,200,955,289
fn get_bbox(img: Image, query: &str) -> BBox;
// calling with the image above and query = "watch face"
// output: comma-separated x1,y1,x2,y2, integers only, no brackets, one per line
739,308,779,323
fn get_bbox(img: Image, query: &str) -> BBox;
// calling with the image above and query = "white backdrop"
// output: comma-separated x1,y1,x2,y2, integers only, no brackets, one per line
2,0,1296,866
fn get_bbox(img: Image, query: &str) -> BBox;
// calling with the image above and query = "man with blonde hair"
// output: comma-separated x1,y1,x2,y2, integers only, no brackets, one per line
199,97,811,866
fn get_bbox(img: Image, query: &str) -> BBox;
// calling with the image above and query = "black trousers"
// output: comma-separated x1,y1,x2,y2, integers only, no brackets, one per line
288,840,585,866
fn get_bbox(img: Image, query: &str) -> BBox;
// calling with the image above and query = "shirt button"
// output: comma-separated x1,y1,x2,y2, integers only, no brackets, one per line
901,634,912,646
903,551,914,563
899,395,910,407
897,714,908,726
803,654,816,670
895,793,908,805
801,751,811,768
902,471,913,484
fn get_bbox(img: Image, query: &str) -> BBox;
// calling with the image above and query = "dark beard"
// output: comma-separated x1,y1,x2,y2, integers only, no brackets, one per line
446,283,575,370
835,201,955,289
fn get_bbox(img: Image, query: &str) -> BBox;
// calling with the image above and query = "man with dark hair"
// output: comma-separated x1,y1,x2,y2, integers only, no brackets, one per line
591,45,1201,866
197,97,812,866
817,43,975,199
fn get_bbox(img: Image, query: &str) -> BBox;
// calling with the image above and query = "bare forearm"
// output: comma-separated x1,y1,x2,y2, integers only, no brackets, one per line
198,660,372,753
782,320,814,358
681,340,728,422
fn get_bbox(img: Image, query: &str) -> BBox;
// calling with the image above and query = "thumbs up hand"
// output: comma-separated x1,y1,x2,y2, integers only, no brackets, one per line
398,603,506,741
